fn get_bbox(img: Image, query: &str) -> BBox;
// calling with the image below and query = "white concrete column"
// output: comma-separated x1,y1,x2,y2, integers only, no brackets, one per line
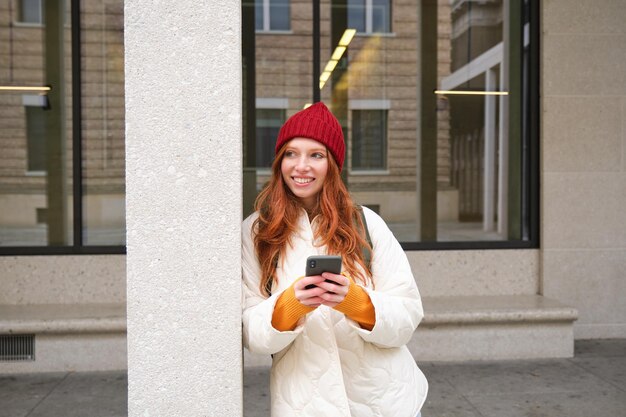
125,1,242,416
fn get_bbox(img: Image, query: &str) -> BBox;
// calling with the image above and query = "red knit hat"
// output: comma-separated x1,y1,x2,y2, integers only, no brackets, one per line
275,102,345,170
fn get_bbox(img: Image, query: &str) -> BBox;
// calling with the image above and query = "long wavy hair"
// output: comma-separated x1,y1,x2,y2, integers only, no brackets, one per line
253,145,372,296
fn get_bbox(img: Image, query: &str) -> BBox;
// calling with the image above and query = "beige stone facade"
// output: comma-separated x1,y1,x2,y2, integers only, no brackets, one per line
540,0,626,338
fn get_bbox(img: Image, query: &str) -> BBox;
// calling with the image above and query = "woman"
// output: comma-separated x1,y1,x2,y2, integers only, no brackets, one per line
242,102,427,417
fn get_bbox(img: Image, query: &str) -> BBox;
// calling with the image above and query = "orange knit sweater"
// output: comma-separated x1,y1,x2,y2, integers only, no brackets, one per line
272,278,376,331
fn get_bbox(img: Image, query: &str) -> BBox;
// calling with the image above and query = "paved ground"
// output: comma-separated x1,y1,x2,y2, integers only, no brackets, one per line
1,339,625,417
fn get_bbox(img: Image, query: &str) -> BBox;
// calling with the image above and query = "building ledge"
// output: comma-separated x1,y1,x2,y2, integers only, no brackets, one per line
421,294,578,325
0,303,126,334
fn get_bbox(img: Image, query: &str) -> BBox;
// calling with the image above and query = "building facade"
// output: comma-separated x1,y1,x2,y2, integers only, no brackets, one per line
1,2,625,414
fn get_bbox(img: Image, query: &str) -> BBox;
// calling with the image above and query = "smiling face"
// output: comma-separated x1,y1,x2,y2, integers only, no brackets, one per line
280,137,329,211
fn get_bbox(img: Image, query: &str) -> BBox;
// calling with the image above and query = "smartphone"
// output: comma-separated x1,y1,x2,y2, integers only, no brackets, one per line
305,255,342,289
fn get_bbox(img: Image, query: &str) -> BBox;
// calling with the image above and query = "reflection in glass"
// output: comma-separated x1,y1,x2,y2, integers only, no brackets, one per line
242,0,312,217
0,0,73,246
25,106,48,172
1,0,126,248
347,0,366,33
372,0,391,33
81,0,125,246
352,109,387,170
255,0,290,32
256,108,286,168
19,0,43,24
348,0,391,34
269,0,290,31
242,0,528,243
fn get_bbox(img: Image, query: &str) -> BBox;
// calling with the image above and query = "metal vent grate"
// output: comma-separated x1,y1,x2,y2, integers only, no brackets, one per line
0,334,35,361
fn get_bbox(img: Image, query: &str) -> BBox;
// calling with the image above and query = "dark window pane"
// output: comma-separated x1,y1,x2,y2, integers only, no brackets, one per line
20,0,42,24
347,0,366,32
372,0,390,33
269,0,290,31
255,0,263,30
25,106,47,172
352,110,387,170
256,109,285,167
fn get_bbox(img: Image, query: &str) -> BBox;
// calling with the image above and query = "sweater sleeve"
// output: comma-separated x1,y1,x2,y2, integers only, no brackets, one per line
334,281,376,331
272,280,315,331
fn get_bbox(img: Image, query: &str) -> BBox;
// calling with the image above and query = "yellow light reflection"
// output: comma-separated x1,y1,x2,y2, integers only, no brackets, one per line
331,46,347,61
0,86,51,93
338,29,357,46
323,60,338,74
319,29,357,91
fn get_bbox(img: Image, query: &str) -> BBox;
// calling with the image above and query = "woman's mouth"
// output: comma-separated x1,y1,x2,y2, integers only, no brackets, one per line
293,177,314,184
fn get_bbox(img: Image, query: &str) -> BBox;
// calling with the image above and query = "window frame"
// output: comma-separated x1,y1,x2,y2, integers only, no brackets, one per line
348,0,392,35
241,0,540,250
17,0,43,25
349,100,391,173
0,0,125,256
400,0,540,251
255,98,289,170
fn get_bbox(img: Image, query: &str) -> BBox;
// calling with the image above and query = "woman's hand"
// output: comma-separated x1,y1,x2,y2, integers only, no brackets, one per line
293,273,349,308
315,272,350,308
293,275,328,307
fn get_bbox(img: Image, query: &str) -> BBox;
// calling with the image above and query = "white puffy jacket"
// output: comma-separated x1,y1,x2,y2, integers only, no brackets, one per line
242,206,428,417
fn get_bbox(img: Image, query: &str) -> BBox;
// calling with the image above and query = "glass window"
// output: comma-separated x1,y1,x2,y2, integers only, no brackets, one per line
351,109,387,170
254,0,263,30
25,106,47,172
81,0,126,246
243,0,539,247
0,0,125,251
372,0,391,33
19,0,43,24
348,0,391,34
255,0,290,32
347,0,367,33
242,0,311,216
256,108,286,168
1,0,73,247
269,0,290,31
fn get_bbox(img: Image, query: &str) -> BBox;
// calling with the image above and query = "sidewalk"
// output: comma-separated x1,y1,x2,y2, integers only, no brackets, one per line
1,339,625,417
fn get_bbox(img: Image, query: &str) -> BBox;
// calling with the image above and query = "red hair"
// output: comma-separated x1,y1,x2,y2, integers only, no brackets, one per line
253,146,372,296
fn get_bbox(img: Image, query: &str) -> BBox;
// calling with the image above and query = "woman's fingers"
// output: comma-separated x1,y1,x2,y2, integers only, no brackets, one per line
316,272,348,295
316,272,349,307
294,275,324,291
294,275,326,306
294,273,350,307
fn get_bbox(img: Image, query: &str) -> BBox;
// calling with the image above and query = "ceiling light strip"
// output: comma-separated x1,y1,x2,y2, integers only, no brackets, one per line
434,90,509,96
0,86,51,93
319,29,357,91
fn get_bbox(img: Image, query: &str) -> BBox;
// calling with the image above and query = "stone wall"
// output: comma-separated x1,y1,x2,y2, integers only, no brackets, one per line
541,0,626,338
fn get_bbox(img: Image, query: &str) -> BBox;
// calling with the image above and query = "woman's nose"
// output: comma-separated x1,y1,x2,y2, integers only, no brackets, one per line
295,156,309,170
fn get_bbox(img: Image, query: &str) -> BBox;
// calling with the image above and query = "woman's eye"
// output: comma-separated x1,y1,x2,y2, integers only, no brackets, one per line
312,152,325,159
284,150,296,157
